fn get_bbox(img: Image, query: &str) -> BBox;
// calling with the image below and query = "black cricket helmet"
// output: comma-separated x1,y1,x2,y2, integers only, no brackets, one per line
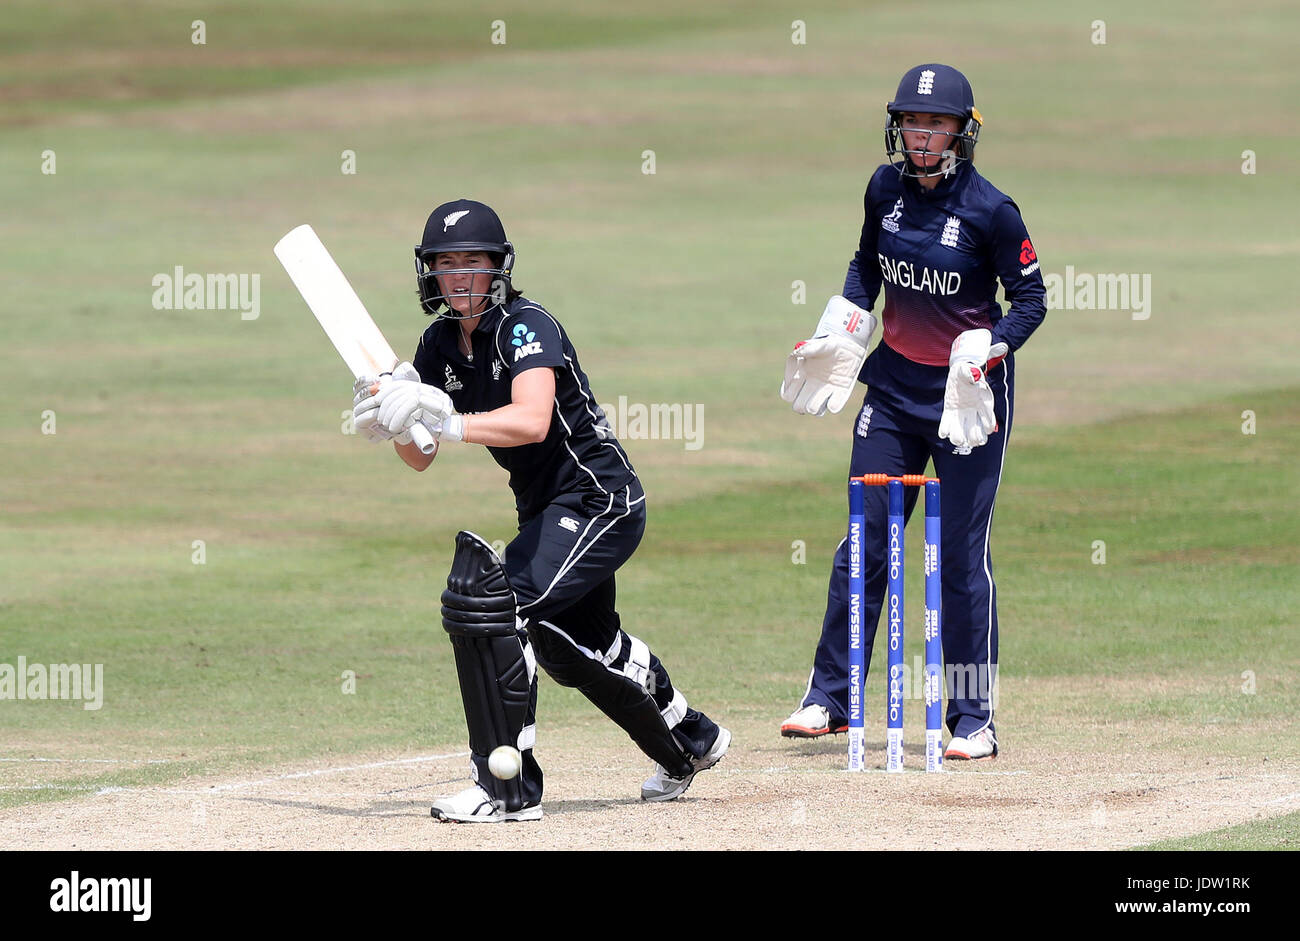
414,199,514,318
884,64,983,179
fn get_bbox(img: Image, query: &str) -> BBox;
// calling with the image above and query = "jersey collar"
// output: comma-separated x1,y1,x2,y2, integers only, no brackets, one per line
470,301,506,333
435,302,505,360
904,160,969,199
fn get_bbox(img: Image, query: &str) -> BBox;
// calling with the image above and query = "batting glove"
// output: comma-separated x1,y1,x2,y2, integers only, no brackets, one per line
938,329,1009,450
352,367,425,445
351,374,398,443
781,296,877,416
374,367,457,440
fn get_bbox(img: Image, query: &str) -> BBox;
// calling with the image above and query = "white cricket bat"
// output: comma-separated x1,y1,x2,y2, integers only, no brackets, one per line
274,224,437,455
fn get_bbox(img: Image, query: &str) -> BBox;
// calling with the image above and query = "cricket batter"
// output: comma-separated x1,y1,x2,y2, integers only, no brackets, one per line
778,65,1047,759
351,199,729,821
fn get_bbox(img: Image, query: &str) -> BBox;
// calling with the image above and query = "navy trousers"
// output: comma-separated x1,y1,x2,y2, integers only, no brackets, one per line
800,351,1013,743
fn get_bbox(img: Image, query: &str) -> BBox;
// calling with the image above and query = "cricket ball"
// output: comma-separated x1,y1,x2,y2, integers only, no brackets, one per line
488,745,522,780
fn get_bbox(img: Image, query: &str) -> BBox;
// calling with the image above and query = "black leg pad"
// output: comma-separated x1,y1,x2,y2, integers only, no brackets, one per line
441,531,531,811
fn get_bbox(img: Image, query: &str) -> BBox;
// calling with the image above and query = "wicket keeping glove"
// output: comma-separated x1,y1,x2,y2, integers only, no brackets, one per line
938,329,1009,450
781,296,878,416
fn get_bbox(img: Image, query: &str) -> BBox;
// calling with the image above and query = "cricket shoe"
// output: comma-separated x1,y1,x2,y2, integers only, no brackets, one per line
641,726,732,802
944,727,997,761
430,784,542,823
780,704,848,738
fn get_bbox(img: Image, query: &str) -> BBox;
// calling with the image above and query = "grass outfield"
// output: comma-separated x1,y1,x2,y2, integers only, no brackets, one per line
1136,811,1299,851
2,1,1297,846
3,389,1296,818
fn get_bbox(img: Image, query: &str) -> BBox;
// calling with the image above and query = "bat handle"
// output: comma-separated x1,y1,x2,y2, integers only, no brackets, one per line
365,381,437,455
409,421,437,455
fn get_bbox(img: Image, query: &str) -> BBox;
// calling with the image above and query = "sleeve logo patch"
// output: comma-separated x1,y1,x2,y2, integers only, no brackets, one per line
511,322,543,361
1018,239,1040,276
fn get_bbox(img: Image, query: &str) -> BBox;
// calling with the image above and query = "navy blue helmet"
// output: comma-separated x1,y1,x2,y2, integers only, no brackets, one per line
415,199,515,318
884,64,983,179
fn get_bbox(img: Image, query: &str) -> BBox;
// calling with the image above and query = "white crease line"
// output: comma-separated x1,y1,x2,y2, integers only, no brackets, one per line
849,768,1031,776
4,753,469,799
1261,791,1300,806
756,765,1031,776
152,789,436,799
204,752,470,793
0,758,174,764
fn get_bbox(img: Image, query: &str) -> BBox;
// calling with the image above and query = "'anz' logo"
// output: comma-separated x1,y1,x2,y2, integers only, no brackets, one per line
511,323,543,362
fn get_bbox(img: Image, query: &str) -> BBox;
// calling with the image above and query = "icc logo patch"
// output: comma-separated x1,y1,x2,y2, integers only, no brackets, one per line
882,198,903,234
511,322,543,362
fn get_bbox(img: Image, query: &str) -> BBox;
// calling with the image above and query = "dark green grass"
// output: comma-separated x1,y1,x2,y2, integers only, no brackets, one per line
0,0,862,124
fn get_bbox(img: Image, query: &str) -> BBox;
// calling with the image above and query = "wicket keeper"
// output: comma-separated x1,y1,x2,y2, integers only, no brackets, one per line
779,65,1047,760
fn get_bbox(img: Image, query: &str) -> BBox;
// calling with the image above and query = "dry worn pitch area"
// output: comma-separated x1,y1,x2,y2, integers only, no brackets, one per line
4,717,1296,851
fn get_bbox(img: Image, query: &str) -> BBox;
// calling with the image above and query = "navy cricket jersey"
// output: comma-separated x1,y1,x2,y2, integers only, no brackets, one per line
843,161,1046,368
411,297,637,520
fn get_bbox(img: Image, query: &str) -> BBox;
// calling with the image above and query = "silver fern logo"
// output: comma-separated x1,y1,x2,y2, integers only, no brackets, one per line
442,209,470,232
